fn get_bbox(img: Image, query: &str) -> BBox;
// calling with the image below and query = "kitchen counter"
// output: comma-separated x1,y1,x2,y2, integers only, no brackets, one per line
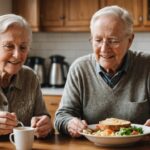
41,87,64,96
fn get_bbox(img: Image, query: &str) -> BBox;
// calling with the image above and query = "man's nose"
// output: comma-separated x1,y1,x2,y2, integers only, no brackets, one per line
100,41,109,52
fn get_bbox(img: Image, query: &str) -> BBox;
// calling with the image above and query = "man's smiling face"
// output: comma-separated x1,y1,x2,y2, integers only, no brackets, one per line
91,15,133,74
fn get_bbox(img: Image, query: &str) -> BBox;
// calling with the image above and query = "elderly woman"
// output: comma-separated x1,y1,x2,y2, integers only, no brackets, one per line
54,5,150,137
0,14,52,138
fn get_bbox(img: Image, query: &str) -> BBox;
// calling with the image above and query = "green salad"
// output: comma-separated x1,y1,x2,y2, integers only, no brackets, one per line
116,126,143,136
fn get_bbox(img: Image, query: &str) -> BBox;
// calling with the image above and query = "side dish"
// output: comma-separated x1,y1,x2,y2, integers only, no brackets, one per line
82,118,143,136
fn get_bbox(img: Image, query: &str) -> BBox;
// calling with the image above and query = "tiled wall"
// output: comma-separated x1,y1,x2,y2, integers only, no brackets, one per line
31,32,92,64
31,32,150,65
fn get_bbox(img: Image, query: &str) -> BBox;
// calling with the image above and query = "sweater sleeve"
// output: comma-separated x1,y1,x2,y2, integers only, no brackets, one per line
54,62,83,134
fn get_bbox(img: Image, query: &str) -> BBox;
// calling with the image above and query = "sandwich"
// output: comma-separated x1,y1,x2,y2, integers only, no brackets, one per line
97,118,131,131
82,118,143,136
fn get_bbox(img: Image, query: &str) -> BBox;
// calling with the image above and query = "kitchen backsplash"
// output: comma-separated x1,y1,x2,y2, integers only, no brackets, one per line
31,32,150,64
0,1,150,64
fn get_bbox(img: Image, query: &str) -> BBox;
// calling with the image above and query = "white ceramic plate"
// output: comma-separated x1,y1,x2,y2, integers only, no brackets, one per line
80,124,150,147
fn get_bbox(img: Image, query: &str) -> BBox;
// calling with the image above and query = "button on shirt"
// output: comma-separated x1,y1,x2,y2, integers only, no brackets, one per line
96,54,129,88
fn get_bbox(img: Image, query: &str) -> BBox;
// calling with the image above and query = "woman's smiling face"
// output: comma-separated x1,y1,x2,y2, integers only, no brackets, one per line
0,24,30,75
91,15,134,74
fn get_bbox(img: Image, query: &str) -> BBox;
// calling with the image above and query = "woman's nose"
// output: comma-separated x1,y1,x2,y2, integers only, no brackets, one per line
12,48,20,58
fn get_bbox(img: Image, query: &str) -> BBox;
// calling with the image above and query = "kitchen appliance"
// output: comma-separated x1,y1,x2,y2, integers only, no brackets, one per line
24,56,36,69
25,56,45,86
33,57,45,86
49,55,69,87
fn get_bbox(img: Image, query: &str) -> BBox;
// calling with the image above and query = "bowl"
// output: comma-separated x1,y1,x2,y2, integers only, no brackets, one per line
80,124,150,147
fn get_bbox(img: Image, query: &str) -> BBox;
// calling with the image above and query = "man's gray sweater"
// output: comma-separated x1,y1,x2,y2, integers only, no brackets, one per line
54,50,150,134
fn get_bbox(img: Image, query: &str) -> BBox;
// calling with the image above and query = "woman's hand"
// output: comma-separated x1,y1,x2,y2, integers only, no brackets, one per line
0,111,17,135
144,119,150,126
67,117,87,138
31,115,53,138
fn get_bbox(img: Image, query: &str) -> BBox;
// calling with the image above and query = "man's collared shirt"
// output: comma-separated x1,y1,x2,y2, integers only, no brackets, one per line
96,54,129,88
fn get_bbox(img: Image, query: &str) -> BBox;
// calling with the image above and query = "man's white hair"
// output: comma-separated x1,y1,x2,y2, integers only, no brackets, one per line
90,5,133,35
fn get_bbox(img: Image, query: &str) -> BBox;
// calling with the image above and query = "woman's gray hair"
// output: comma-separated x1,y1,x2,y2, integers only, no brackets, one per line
90,5,133,35
0,14,32,42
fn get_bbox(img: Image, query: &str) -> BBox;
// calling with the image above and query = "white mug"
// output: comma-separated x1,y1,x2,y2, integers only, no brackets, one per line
9,127,34,150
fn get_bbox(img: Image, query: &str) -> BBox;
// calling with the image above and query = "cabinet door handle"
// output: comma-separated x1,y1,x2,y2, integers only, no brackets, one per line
49,102,58,105
139,16,143,22
59,16,65,20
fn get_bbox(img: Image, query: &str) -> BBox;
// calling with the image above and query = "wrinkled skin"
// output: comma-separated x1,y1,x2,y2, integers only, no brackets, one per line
91,15,134,74
67,118,87,138
67,15,150,138
0,25,53,138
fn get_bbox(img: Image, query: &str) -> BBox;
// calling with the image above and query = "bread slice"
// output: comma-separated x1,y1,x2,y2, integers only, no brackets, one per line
98,118,131,131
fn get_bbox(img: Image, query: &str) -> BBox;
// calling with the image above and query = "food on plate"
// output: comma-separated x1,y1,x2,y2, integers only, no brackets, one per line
98,118,131,131
82,118,143,137
116,126,143,136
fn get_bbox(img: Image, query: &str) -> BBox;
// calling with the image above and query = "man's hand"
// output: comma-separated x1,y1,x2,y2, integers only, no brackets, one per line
144,119,150,126
67,117,87,138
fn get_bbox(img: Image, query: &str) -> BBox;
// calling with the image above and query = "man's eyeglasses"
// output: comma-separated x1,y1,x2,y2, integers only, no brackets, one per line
90,36,129,48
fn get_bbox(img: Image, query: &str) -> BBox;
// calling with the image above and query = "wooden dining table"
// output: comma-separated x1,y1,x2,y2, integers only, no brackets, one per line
0,133,150,150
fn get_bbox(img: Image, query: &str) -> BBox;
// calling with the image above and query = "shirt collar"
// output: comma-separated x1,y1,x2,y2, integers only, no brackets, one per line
9,70,23,90
96,53,129,74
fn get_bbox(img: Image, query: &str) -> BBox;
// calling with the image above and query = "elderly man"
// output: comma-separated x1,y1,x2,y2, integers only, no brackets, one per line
54,5,150,137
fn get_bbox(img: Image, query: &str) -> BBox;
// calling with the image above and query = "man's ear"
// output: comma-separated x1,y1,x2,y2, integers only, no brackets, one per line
127,33,134,49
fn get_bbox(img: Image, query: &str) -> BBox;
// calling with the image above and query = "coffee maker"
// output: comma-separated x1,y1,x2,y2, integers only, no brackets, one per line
49,55,69,87
25,56,45,86
25,56,36,69
34,57,45,86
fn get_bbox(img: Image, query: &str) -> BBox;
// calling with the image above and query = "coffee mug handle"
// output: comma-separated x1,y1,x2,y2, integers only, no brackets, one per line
9,133,15,145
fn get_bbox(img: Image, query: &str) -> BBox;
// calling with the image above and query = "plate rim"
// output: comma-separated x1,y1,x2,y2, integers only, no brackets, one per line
80,123,150,138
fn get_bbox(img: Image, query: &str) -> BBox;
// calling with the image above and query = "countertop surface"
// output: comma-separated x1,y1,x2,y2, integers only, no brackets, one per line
41,87,64,95
1,134,150,150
